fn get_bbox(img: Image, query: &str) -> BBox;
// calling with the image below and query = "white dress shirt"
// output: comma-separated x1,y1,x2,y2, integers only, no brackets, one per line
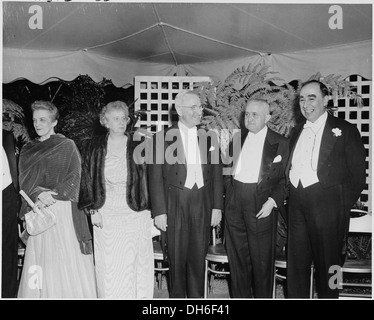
2,147,12,190
178,121,204,189
289,111,328,188
234,126,268,183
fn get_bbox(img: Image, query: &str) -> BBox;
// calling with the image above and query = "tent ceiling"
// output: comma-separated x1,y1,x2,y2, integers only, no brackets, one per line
3,2,372,65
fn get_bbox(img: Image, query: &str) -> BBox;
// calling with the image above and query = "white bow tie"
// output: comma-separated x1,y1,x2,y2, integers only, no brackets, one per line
303,121,316,129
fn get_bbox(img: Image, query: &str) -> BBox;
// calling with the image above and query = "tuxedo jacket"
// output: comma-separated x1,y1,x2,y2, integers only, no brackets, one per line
148,125,224,217
3,130,19,191
225,127,289,218
286,114,366,212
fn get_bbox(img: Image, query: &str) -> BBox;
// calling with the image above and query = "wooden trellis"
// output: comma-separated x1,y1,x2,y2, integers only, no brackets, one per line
333,75,371,213
134,76,210,133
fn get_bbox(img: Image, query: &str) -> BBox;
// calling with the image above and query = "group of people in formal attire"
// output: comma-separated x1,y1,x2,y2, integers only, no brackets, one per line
1,79,366,299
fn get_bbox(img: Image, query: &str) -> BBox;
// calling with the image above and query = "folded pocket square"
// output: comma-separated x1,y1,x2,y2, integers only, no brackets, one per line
273,155,282,163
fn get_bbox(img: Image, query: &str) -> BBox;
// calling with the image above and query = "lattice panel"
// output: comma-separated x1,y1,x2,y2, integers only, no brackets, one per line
332,75,371,213
134,76,211,133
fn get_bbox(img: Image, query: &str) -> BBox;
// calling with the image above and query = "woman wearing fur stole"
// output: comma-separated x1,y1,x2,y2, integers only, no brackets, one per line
78,101,153,299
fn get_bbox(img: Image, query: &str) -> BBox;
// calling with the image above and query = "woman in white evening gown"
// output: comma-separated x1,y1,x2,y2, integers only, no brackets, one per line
78,101,153,299
17,100,97,299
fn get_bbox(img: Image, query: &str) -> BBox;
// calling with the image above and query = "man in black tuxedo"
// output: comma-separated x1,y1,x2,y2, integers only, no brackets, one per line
286,80,366,298
148,91,223,298
224,99,289,298
2,130,20,298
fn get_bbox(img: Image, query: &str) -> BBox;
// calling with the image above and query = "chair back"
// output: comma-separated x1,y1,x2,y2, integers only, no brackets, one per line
212,227,217,246
349,209,372,234
211,225,225,246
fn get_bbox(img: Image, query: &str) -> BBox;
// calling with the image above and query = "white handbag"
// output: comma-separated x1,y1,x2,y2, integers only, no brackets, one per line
20,190,56,236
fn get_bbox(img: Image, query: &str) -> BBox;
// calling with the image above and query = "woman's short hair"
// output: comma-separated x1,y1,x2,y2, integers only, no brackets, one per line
31,100,59,121
99,101,129,127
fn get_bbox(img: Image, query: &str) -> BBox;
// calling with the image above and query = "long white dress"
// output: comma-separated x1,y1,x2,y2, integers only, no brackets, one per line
17,200,97,298
94,142,154,299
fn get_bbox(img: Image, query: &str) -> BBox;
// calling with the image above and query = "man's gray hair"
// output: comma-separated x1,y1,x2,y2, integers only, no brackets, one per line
174,90,199,108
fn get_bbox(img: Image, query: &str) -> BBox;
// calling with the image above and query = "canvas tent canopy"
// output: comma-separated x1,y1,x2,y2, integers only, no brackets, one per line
3,2,372,87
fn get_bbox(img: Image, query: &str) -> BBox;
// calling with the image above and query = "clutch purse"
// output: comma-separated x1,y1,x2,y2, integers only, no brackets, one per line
20,190,57,236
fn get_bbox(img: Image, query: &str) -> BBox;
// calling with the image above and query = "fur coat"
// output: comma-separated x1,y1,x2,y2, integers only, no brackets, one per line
78,132,150,212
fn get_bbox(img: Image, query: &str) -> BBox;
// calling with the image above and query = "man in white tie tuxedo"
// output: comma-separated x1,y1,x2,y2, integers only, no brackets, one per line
224,99,289,298
286,80,366,298
2,130,20,298
148,91,223,298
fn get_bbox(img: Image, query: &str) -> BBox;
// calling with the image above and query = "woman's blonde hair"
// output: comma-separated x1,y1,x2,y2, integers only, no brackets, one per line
31,100,59,121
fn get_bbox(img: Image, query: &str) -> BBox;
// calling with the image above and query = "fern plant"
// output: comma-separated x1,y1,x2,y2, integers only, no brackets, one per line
2,99,30,154
194,63,363,156
57,75,146,151
304,72,363,109
194,63,296,155
57,75,108,150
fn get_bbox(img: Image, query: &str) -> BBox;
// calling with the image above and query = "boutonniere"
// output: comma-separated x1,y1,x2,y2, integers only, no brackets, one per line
332,128,342,137
273,155,282,163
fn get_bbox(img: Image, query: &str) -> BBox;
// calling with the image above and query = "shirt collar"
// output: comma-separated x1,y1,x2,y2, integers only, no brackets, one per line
246,125,268,140
304,111,328,130
178,121,197,135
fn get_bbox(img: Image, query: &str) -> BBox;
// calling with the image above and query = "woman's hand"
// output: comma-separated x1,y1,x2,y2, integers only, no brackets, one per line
33,199,43,211
90,210,103,229
32,200,48,215
154,214,167,232
37,190,58,207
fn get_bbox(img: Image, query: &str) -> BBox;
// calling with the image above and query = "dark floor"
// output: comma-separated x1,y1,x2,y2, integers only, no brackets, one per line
153,274,286,299
153,273,372,299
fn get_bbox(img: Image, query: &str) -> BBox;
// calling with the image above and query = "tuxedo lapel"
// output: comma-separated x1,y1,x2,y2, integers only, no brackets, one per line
197,130,208,165
197,129,208,178
3,130,19,190
258,131,278,185
241,128,249,147
230,129,248,176
286,123,304,174
286,114,338,175
317,115,338,172
165,126,186,168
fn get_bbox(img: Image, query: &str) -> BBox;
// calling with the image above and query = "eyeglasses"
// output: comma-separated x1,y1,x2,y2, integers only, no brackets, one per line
180,104,204,112
245,112,260,119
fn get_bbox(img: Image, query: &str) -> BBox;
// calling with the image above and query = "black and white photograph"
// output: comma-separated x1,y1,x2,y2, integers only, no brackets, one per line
1,0,372,304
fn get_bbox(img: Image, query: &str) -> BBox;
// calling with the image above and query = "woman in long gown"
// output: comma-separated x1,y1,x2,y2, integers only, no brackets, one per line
17,100,97,298
79,101,153,299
